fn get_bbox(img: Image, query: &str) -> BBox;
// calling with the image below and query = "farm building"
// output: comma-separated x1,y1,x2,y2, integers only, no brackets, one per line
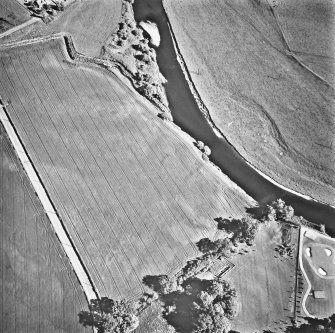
313,290,326,299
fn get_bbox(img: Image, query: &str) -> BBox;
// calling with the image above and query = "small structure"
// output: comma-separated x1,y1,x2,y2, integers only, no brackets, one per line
304,229,318,241
313,290,326,299
196,271,215,280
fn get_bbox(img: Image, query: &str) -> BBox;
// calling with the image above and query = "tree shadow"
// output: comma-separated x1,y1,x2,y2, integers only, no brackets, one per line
143,274,168,293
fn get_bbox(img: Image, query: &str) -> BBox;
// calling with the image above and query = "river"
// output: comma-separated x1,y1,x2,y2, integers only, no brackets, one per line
133,0,335,236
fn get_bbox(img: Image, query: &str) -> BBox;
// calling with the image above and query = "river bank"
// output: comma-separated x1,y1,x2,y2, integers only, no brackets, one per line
132,0,335,236
165,9,331,207
162,0,335,207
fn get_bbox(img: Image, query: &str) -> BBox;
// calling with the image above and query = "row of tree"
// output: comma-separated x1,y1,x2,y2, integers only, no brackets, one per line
78,199,330,332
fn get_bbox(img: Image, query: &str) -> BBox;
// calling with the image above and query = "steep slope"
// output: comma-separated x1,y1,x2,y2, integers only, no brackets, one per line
273,0,335,84
163,0,335,205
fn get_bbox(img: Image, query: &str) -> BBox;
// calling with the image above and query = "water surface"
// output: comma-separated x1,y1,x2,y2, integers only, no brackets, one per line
133,0,335,235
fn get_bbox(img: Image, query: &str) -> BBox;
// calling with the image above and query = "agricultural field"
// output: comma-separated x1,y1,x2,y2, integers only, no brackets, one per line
226,222,300,332
40,0,122,56
0,0,31,33
1,0,122,57
0,37,254,301
163,0,335,206
302,229,335,318
273,0,335,85
0,123,90,333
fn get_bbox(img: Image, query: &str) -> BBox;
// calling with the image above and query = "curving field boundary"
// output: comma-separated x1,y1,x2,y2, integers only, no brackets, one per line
298,226,315,318
0,97,98,302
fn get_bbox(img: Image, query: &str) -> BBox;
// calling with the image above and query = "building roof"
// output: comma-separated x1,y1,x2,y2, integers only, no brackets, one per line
305,229,318,240
313,290,326,299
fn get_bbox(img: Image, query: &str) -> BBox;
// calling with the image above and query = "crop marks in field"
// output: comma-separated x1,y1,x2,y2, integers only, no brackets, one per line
0,123,89,333
0,37,253,300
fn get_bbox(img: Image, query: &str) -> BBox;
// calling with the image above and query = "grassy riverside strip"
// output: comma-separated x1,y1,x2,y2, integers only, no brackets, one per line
165,13,322,206
162,0,335,206
0,99,98,302
162,0,335,209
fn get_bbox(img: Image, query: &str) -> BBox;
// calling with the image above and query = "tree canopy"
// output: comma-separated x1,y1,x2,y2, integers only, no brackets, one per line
78,297,139,333
217,216,259,245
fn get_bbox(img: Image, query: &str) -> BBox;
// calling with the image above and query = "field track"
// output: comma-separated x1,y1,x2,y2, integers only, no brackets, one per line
0,123,90,333
300,228,335,318
0,36,253,300
0,38,98,302
272,0,335,85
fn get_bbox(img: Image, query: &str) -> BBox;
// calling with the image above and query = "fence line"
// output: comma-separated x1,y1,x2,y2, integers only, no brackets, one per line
0,98,98,303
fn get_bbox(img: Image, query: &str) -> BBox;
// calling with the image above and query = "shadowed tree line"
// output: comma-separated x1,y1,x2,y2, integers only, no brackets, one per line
78,199,330,332
141,214,263,333
78,297,139,333
143,275,239,333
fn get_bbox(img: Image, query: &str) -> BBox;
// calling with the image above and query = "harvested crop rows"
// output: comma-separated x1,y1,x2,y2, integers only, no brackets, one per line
0,123,89,333
0,38,253,299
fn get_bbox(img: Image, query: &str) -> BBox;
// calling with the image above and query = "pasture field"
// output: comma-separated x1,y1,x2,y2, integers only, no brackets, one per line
273,0,335,84
302,230,335,318
0,37,254,300
0,123,90,333
163,0,335,205
226,222,299,332
41,0,122,56
0,0,30,33
1,0,122,57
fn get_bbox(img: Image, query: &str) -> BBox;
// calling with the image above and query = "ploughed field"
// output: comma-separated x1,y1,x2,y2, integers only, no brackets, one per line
163,0,335,205
0,123,89,333
0,38,253,299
